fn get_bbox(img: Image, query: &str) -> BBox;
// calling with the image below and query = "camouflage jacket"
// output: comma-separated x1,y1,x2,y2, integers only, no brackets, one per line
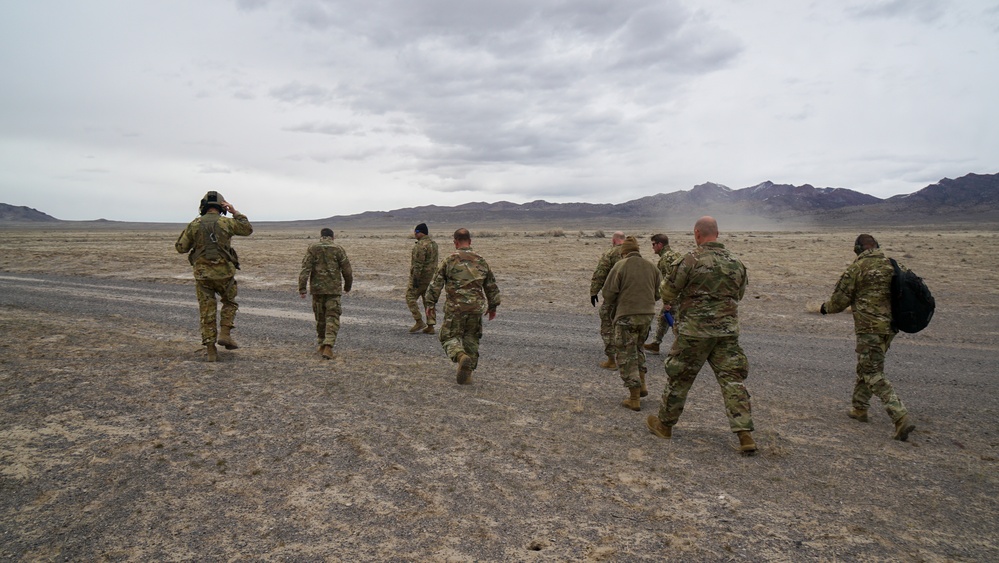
175,212,253,280
824,248,902,335
425,246,500,316
410,236,439,286
298,237,353,295
602,252,662,321
589,245,624,296
656,245,684,307
661,241,747,337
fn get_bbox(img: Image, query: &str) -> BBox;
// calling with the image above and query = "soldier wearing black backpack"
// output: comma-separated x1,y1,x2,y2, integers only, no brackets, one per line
820,234,916,442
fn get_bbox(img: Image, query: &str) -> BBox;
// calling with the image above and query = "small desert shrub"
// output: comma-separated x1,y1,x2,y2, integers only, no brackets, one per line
594,230,606,238
546,228,565,237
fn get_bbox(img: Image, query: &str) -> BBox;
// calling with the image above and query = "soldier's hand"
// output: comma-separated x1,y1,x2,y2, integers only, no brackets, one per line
300,292,306,299
487,309,497,321
590,295,599,307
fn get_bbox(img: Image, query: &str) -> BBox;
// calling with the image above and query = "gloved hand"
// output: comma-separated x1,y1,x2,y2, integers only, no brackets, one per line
820,303,827,315
590,295,599,307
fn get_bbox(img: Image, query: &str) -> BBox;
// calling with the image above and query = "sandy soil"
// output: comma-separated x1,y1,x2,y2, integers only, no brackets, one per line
1,224,997,560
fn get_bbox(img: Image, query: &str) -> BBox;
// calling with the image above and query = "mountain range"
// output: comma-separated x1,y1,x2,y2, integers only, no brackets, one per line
2,172,997,228
313,172,999,229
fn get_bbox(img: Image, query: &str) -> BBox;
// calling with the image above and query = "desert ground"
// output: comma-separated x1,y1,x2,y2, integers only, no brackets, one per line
1,223,997,561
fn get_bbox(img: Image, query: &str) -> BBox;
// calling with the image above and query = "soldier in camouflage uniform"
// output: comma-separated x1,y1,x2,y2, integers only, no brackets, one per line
175,191,252,362
406,223,439,334
590,231,625,369
601,236,661,411
645,216,757,454
644,233,683,355
821,233,915,441
425,228,500,385
299,228,353,360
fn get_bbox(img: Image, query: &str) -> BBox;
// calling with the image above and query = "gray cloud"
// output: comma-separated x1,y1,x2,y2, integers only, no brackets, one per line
847,0,948,23
198,164,233,174
283,122,364,136
266,0,741,178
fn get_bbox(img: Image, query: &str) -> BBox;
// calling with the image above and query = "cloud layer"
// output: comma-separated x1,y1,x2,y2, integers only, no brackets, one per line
1,0,997,221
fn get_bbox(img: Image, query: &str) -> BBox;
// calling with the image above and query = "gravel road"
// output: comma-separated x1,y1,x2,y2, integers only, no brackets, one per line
1,272,997,561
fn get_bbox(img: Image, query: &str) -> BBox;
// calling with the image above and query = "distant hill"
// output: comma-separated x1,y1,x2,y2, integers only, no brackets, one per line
888,173,999,208
0,203,58,222
306,172,999,229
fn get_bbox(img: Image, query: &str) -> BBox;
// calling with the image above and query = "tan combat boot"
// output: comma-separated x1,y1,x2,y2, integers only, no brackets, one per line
599,354,617,370
643,342,660,354
646,415,672,439
639,371,648,397
456,352,473,384
422,324,435,335
848,408,869,422
737,431,757,454
217,326,239,349
621,387,642,411
206,343,218,362
320,344,335,360
893,414,915,442
409,320,427,333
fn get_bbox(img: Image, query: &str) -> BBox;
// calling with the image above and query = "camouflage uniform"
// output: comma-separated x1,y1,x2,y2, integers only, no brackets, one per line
650,244,683,345
602,251,661,389
175,212,253,345
425,247,500,373
590,245,624,357
824,248,909,423
298,236,353,348
406,235,439,325
654,241,754,433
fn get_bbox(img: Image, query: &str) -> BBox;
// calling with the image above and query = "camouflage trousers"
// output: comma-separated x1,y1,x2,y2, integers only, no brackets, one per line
405,282,434,324
439,311,483,370
196,277,238,346
613,314,652,389
656,335,754,433
853,332,907,423
312,294,343,347
651,307,677,344
599,302,615,356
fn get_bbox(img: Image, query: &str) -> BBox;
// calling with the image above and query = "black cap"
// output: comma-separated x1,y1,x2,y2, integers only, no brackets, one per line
415,223,428,235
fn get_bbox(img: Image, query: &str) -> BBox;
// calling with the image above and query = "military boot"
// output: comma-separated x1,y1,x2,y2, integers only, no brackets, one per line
639,371,648,397
599,354,617,370
646,415,672,439
320,344,335,360
217,326,239,349
206,343,218,362
456,352,473,384
848,408,869,422
409,320,427,333
621,387,642,411
422,324,435,335
643,342,660,354
893,414,915,442
737,431,757,454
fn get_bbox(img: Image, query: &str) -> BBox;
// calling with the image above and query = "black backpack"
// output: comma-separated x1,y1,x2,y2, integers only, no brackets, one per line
889,258,935,333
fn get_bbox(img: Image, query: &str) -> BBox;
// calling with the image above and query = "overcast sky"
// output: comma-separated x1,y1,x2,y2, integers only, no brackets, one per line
1,0,996,222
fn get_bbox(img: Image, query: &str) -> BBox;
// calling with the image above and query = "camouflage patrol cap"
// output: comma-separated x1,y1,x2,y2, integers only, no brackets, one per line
199,191,227,216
